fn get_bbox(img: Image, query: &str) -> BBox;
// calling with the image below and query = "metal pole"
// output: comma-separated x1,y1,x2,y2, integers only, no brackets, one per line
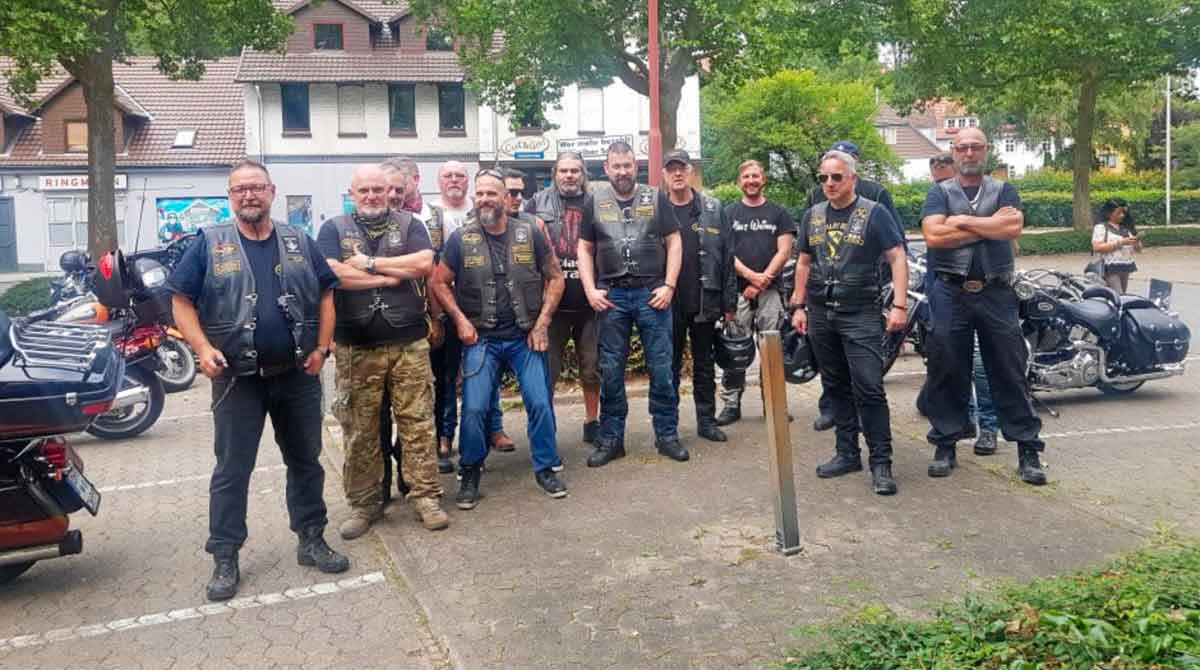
647,0,663,187
1166,75,1172,227
758,330,802,555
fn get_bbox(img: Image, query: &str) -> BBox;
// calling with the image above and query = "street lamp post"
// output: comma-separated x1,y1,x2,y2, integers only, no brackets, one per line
647,0,662,187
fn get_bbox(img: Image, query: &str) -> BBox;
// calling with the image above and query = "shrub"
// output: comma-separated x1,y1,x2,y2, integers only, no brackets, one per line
1016,226,1200,255
895,190,1200,229
0,277,55,316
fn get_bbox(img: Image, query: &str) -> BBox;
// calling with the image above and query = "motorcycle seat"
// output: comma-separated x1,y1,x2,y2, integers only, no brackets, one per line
1060,298,1120,336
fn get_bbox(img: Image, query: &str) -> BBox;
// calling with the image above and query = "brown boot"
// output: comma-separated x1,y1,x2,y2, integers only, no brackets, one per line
339,506,383,540
413,497,449,530
490,431,516,453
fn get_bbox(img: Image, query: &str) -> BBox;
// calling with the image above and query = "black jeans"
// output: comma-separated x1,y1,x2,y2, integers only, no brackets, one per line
923,277,1044,450
671,307,718,429
808,305,893,466
207,369,328,556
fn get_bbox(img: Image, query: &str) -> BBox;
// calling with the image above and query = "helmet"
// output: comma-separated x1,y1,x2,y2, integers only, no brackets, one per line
782,322,818,384
715,321,756,371
59,249,89,274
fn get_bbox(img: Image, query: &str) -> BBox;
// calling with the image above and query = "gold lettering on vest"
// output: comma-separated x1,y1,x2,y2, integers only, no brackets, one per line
213,260,241,276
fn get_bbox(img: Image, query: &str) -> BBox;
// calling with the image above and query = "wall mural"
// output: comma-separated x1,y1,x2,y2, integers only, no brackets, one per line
156,197,231,242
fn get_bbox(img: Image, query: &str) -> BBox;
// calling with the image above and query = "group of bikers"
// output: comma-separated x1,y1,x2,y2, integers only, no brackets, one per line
170,127,1049,603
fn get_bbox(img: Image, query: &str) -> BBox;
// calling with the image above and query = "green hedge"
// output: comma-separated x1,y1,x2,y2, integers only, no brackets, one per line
0,277,54,316
1016,226,1200,256
895,190,1200,229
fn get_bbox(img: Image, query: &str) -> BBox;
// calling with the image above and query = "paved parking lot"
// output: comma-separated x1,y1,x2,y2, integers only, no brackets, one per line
2,247,1197,669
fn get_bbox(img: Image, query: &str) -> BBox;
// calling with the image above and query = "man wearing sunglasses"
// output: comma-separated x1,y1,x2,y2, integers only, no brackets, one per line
919,127,1047,486
789,150,908,496
804,140,906,434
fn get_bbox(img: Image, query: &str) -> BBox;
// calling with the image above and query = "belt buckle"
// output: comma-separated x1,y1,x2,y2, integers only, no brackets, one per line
962,279,985,293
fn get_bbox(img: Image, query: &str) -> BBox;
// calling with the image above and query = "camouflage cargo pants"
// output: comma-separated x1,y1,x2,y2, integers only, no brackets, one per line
333,339,439,510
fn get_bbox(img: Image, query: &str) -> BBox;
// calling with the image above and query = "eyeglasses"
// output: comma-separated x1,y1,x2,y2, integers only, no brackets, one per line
229,183,272,195
817,173,846,184
954,143,987,153
507,189,524,197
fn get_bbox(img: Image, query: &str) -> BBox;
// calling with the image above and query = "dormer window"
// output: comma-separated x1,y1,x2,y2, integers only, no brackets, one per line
65,120,88,153
172,129,196,148
315,24,344,50
426,29,453,51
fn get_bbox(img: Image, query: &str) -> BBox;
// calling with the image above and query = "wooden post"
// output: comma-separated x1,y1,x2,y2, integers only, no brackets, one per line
758,330,802,555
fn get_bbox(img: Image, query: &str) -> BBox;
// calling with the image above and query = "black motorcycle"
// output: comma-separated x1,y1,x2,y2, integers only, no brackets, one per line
880,243,931,374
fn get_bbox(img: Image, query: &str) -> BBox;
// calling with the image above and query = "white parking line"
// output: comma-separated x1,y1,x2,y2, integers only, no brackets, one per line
98,464,287,493
1041,422,1200,439
0,571,386,652
159,411,213,422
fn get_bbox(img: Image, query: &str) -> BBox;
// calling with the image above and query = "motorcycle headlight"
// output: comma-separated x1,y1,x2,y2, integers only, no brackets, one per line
1013,279,1036,301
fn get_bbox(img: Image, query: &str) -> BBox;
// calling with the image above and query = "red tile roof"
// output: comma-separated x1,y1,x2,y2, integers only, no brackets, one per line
874,104,943,160
0,58,245,168
273,0,411,23
235,50,463,82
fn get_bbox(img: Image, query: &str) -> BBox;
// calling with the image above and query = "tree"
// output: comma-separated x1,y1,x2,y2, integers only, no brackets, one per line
708,70,899,201
886,0,1200,230
0,1,291,257
408,0,857,159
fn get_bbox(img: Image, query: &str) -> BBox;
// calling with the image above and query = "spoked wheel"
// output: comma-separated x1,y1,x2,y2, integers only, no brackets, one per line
156,337,197,393
86,365,165,440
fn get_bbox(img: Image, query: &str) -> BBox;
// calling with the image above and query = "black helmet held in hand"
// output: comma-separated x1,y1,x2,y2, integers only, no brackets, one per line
782,321,818,384
715,321,756,371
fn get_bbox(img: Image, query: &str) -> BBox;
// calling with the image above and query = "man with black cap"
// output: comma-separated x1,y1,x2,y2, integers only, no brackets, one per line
805,140,906,432
662,150,737,443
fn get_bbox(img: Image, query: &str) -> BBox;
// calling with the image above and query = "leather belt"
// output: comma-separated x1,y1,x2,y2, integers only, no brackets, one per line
258,361,296,378
936,272,1012,294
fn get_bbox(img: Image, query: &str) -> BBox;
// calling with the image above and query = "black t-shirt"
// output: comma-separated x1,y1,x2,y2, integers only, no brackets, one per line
580,190,678,288
441,222,553,340
726,200,795,291
168,227,338,366
524,193,591,312
316,217,434,346
920,181,1021,279
798,197,903,275
667,198,704,314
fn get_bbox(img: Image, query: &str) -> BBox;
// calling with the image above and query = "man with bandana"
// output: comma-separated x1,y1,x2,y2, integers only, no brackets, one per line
317,165,449,539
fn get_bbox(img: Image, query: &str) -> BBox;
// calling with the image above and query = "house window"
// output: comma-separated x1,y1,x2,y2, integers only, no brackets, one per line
945,118,955,128
172,129,196,148
968,117,978,127
337,85,366,135
314,24,344,50
65,121,88,152
1100,153,1118,168
1004,139,1016,152
388,84,416,134
426,29,453,51
438,83,465,133
281,84,310,133
880,126,898,145
578,87,604,133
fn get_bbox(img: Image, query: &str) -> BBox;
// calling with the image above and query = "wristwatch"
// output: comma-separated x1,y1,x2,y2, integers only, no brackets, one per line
365,256,377,274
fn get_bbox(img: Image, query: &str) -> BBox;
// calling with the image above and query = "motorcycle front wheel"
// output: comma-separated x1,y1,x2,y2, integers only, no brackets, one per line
0,561,35,585
87,365,166,440
156,336,197,393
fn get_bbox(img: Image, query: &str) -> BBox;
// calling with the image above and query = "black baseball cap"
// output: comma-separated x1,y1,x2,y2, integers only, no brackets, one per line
663,149,692,167
830,140,860,158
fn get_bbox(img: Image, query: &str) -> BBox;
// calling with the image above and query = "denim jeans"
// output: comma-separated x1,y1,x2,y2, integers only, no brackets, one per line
597,286,679,444
207,369,327,556
433,318,504,444
459,337,559,473
969,335,999,433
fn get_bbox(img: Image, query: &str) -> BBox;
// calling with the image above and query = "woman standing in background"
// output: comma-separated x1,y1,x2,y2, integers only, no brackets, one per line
1091,198,1140,293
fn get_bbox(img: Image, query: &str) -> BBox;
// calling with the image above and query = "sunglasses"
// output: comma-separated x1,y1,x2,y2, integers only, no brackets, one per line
507,189,523,197
476,169,505,181
817,173,846,184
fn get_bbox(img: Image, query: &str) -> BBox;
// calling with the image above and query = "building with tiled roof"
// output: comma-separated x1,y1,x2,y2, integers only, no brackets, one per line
873,103,946,181
0,58,246,271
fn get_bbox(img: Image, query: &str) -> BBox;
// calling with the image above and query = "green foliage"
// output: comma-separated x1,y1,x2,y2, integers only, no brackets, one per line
894,190,1200,230
707,70,900,199
0,277,54,316
785,540,1200,670
1172,123,1200,172
706,182,807,209
1016,226,1200,256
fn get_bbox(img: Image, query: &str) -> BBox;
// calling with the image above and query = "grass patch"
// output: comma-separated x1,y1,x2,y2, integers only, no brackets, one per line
0,276,54,316
785,539,1200,669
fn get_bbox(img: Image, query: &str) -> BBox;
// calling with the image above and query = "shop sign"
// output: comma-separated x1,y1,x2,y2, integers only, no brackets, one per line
557,134,634,158
39,174,128,191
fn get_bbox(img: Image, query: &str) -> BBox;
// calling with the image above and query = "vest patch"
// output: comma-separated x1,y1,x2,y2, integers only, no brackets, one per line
282,235,301,254
637,191,654,206
387,231,404,246
463,254,485,268
512,240,533,265
213,242,238,257
213,260,241,276
462,232,482,244
635,206,654,218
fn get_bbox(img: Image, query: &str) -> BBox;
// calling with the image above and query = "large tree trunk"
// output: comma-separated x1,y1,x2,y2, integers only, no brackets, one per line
80,54,119,258
658,67,684,154
1071,72,1099,231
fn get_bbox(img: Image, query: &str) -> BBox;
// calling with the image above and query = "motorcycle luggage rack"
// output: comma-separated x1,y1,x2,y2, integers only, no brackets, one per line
10,320,111,373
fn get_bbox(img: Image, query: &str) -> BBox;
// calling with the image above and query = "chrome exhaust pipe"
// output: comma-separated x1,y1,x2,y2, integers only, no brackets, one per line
0,530,82,566
1072,341,1187,385
109,385,150,411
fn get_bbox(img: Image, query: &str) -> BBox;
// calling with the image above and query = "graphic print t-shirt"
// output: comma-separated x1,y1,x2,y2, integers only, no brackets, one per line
525,192,591,311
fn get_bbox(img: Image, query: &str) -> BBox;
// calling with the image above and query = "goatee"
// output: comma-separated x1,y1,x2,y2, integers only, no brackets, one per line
478,207,497,226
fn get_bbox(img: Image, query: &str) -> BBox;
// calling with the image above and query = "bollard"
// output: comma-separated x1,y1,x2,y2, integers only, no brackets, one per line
758,330,802,556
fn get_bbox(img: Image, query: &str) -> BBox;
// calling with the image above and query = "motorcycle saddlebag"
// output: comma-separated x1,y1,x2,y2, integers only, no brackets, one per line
1120,307,1190,371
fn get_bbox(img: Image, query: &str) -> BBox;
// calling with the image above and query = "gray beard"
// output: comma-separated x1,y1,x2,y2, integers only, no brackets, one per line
557,183,581,197
959,163,984,176
478,208,497,226
237,209,266,226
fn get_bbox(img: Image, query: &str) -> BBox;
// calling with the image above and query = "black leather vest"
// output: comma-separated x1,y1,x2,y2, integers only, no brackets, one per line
691,192,730,321
926,176,1015,277
805,198,882,311
426,205,446,252
454,215,544,331
330,212,427,333
197,222,320,376
589,182,666,280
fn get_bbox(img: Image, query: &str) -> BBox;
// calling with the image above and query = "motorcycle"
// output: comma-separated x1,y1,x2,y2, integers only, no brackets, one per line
0,308,130,584
880,243,932,374
1014,270,1190,395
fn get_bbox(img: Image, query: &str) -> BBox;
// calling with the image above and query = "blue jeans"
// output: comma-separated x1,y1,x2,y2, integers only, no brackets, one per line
433,319,504,445
969,336,998,433
597,286,678,444
459,337,559,473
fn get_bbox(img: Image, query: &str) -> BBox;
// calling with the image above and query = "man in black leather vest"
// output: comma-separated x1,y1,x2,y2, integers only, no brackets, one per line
523,152,603,444
789,151,908,496
429,170,567,509
919,128,1047,485
661,150,737,443
578,141,687,467
318,165,450,539
170,159,348,602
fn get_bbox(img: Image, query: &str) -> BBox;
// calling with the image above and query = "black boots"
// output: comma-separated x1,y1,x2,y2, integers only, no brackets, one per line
928,444,957,477
206,553,239,602
870,463,898,495
813,414,835,432
582,420,601,445
697,424,727,442
973,430,998,456
586,440,626,468
456,464,482,509
297,526,351,573
816,452,863,478
655,439,690,462
715,388,742,426
1018,447,1047,486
